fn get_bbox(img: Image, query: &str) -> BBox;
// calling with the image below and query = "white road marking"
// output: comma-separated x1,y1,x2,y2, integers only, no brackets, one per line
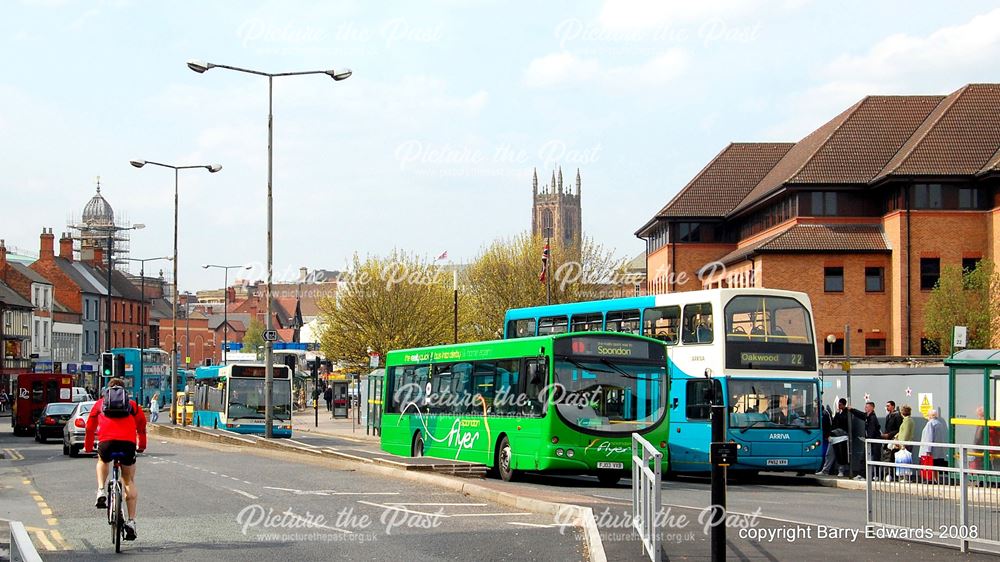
449,512,532,518
357,501,448,517
508,522,569,528
229,489,259,500
386,502,488,507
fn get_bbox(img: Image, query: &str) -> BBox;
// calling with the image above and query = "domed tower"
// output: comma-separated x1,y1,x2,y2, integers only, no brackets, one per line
70,177,132,270
530,166,582,246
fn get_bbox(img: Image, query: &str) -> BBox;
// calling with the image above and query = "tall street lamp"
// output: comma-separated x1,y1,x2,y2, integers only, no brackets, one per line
187,59,351,437
130,159,221,424
126,256,171,406
203,264,251,365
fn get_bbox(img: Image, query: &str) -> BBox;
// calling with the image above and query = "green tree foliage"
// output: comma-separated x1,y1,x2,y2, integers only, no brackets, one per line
318,251,453,373
925,260,997,354
242,317,265,358
462,232,628,340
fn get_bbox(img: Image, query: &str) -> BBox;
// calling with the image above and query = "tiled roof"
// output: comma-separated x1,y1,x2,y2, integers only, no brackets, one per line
0,280,33,308
654,143,794,218
980,146,1000,175
10,262,51,285
732,96,943,215
878,84,1000,178
714,224,889,266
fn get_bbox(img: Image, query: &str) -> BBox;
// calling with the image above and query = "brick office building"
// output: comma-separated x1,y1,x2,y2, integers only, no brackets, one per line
636,83,1000,357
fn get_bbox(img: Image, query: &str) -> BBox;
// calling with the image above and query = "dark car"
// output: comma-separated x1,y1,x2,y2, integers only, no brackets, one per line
35,402,77,443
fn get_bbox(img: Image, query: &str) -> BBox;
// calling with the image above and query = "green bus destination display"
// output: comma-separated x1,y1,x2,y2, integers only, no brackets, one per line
555,335,663,361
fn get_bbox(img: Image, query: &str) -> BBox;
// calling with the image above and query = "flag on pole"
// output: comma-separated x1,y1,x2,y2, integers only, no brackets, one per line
539,242,550,283
436,250,449,261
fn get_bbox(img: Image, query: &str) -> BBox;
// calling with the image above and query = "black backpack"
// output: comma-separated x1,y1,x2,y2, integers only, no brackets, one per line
102,386,134,418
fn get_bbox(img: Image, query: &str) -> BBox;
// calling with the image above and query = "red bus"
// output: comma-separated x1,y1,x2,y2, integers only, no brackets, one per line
10,373,73,436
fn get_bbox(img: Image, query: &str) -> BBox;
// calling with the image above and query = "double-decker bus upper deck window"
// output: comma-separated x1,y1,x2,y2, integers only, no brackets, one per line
571,313,603,332
606,309,641,334
682,303,713,344
642,306,680,344
725,296,812,344
508,318,536,338
724,295,816,371
538,316,568,335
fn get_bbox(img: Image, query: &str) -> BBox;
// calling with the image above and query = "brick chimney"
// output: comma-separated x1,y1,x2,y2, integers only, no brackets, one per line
0,239,7,276
39,227,55,261
59,232,73,261
91,245,104,268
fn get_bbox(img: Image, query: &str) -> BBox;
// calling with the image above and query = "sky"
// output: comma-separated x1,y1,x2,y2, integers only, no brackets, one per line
3,0,1000,291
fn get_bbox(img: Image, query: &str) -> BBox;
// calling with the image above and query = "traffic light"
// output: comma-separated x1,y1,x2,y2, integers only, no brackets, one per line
311,358,319,378
101,352,114,378
114,353,126,378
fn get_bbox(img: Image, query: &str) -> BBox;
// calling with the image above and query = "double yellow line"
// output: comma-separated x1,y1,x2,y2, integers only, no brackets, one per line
20,476,71,551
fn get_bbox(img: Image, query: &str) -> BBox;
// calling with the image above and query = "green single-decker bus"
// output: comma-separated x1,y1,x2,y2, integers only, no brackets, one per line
380,332,669,485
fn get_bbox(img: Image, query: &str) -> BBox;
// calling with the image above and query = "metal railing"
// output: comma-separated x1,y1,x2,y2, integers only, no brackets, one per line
865,438,1000,553
9,520,43,562
632,432,662,562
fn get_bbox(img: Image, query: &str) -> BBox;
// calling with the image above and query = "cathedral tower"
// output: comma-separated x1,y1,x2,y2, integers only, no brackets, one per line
531,166,582,246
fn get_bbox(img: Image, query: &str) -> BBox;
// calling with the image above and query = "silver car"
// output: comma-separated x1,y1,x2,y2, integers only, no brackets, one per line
62,400,96,457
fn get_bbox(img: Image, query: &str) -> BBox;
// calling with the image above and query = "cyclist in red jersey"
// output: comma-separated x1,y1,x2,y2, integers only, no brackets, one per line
85,377,147,541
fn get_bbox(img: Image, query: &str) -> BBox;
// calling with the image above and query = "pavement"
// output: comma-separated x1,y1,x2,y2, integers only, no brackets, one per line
0,426,581,561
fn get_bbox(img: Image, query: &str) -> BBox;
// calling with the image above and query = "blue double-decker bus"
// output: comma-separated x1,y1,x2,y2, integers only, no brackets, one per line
191,363,293,437
503,288,824,475
109,348,170,406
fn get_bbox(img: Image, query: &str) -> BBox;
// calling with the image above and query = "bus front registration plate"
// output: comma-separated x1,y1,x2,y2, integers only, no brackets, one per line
597,462,624,469
766,459,788,466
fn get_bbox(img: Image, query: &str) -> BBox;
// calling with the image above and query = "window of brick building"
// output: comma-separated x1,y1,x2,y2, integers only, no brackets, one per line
824,337,844,355
913,184,943,209
824,267,844,292
920,338,941,356
920,258,940,290
865,338,886,356
963,257,981,274
864,267,884,292
811,191,838,216
958,187,980,209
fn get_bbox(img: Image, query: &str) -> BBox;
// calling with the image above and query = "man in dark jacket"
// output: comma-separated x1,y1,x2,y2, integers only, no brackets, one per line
323,385,333,412
881,400,904,471
830,398,851,476
848,401,882,480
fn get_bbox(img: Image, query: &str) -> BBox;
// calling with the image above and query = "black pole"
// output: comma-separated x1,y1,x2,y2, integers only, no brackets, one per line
711,401,727,562
313,361,319,428
545,233,551,305
102,228,113,397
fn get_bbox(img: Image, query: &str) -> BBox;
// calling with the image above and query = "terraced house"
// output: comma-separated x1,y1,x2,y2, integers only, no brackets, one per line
637,83,1000,357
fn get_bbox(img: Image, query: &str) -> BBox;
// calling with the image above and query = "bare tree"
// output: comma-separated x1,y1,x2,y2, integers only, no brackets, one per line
318,251,453,373
462,232,626,340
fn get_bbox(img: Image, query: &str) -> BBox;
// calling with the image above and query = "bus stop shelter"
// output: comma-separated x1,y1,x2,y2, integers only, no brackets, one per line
947,349,1000,472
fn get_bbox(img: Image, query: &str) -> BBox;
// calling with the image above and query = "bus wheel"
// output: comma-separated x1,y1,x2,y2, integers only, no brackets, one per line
597,473,621,486
412,432,425,458
497,436,519,482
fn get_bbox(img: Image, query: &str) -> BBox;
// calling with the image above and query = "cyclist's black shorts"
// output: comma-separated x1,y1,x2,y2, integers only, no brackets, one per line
97,440,137,466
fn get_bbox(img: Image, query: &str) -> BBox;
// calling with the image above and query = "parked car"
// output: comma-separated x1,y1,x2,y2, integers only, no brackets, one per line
71,387,92,402
35,402,77,443
62,400,96,457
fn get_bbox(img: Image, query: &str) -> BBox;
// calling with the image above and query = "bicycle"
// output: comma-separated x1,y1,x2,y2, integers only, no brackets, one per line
105,451,126,553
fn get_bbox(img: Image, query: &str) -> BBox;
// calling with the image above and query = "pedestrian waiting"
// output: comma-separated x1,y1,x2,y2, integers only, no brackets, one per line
919,409,949,483
848,401,882,481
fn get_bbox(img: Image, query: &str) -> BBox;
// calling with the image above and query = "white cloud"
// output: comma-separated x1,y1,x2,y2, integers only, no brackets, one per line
597,0,807,30
762,7,1000,139
523,49,687,90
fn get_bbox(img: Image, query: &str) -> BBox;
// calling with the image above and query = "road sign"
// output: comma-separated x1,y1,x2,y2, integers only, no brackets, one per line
710,442,738,466
919,393,934,418
954,326,968,350
263,330,278,342
369,354,380,368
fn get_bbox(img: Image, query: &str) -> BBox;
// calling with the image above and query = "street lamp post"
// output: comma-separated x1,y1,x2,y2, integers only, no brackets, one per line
130,159,221,425
100,223,145,395
187,59,351,437
203,264,251,365
126,256,171,405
